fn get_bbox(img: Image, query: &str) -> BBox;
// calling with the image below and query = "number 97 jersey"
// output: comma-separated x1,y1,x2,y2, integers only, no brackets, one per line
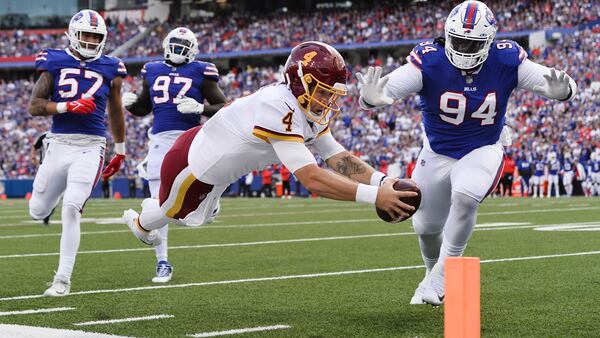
141,61,219,134
407,39,527,159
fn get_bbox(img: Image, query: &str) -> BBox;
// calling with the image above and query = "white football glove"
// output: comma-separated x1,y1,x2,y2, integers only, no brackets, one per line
177,96,204,114
122,92,138,108
532,68,572,101
355,66,394,110
500,125,513,146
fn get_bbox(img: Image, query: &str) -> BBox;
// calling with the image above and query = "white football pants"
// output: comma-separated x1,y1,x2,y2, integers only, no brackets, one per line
29,136,105,280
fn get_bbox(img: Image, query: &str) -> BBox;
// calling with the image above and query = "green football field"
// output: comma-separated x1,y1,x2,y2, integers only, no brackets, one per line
0,196,599,337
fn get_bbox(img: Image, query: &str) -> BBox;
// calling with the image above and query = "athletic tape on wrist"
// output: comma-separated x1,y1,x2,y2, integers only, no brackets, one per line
356,183,378,205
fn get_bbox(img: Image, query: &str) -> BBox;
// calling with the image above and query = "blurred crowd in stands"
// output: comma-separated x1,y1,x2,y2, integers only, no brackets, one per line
0,1,598,196
0,0,598,58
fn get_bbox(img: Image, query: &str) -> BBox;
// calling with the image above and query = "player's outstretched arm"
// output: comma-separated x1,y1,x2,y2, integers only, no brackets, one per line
102,76,126,179
271,139,415,218
326,151,377,184
294,164,416,218
313,132,390,186
519,60,577,101
125,80,152,117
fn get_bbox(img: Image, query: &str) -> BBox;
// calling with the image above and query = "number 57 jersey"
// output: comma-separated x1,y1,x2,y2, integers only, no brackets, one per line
35,48,127,136
401,39,527,159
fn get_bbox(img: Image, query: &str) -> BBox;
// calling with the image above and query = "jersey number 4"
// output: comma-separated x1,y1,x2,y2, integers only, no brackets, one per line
439,91,497,126
152,76,192,104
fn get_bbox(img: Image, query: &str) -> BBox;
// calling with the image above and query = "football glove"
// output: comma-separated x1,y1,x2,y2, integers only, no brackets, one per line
122,92,138,108
500,126,513,146
102,154,125,179
57,97,96,114
356,66,394,110
532,68,572,101
177,96,204,114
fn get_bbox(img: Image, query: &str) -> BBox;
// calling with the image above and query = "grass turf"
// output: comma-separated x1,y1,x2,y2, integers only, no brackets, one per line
0,197,599,337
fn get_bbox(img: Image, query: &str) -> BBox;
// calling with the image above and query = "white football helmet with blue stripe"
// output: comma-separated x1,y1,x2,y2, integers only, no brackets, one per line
163,27,198,64
444,1,497,70
67,10,107,59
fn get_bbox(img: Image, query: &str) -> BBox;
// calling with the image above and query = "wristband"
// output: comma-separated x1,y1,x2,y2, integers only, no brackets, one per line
370,171,387,186
56,102,67,114
355,183,378,205
114,142,126,155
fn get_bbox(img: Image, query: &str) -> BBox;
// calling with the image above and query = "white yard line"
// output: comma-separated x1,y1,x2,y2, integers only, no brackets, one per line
478,206,600,216
2,221,599,259
0,206,600,228
2,250,600,302
0,232,416,259
0,324,132,338
0,205,373,220
187,325,291,337
0,307,75,316
0,218,383,240
73,314,174,326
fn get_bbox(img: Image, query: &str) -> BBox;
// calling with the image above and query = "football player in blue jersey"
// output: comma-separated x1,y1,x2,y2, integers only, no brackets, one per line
356,0,577,305
516,152,532,197
28,10,127,296
590,151,600,196
561,154,575,197
121,27,226,283
532,153,546,198
546,152,560,197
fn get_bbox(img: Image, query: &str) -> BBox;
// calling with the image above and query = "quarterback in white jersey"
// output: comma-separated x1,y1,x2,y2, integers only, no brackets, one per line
357,0,577,305
122,41,417,249
122,27,226,283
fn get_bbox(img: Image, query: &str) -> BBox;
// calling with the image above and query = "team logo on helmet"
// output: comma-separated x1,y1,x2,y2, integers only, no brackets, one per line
283,41,348,125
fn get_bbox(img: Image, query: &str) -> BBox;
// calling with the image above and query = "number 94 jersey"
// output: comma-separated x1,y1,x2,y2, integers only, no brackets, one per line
141,61,219,134
35,48,127,136
406,39,527,159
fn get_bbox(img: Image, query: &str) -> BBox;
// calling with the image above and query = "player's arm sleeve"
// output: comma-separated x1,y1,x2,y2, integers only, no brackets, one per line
517,59,577,101
383,58,423,100
271,139,317,174
312,130,345,160
115,59,128,77
252,99,305,143
34,50,50,72
202,62,220,82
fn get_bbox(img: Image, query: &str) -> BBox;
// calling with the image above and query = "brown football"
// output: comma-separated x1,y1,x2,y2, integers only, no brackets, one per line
376,179,421,223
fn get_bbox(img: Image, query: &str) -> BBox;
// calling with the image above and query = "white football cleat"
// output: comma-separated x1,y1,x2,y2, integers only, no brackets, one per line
421,274,445,306
410,278,427,305
152,260,173,283
123,209,162,246
206,202,220,224
43,274,71,297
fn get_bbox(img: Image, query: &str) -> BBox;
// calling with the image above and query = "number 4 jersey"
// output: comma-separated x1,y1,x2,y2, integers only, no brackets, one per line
385,39,546,159
141,61,219,134
35,48,127,136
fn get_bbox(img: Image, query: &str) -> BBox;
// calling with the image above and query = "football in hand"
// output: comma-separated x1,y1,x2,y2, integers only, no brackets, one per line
376,179,421,223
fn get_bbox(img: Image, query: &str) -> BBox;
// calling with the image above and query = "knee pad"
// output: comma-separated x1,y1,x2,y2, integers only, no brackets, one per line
412,211,445,235
29,200,51,220
450,191,480,218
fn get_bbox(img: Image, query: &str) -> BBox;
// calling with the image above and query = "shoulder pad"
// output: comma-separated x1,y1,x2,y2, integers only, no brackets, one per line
492,40,528,66
407,41,443,70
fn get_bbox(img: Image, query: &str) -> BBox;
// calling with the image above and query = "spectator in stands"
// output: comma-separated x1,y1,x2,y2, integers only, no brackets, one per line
261,167,273,198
